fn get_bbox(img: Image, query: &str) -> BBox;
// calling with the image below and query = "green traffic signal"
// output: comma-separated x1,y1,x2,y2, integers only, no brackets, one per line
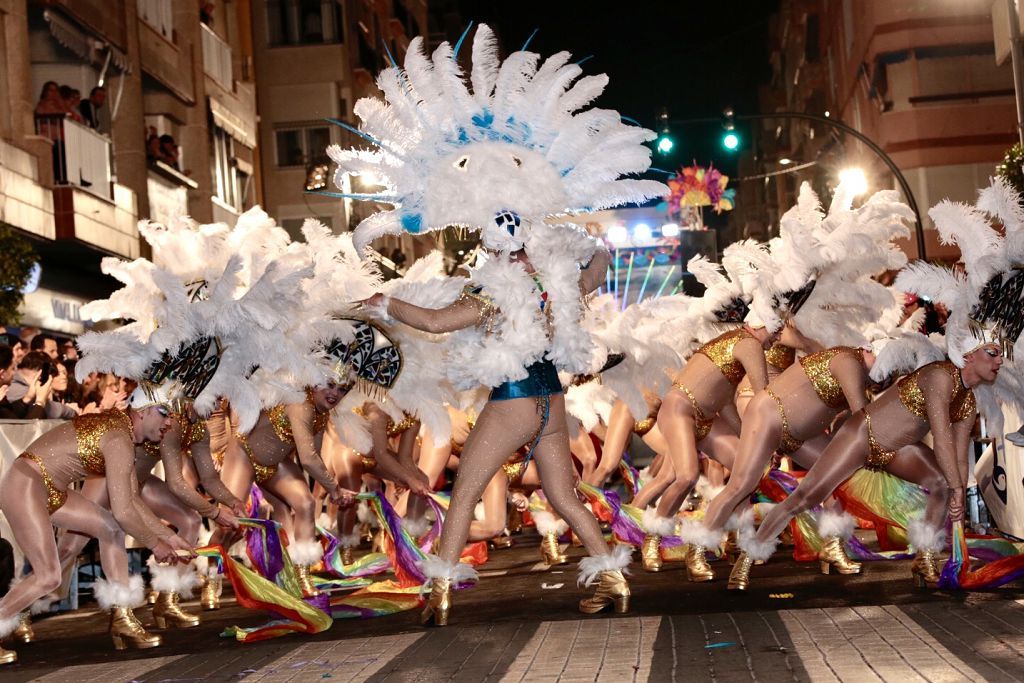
722,131,739,151
657,135,674,154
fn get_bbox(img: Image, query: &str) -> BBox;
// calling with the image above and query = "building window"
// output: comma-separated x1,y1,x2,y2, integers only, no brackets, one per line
138,0,173,41
267,0,343,46
275,124,331,167
212,125,248,212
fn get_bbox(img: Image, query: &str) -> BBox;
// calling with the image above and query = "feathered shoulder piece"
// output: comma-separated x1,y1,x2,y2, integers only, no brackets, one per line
327,24,667,254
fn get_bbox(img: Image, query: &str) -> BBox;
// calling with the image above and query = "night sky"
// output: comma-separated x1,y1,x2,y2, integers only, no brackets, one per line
453,0,781,179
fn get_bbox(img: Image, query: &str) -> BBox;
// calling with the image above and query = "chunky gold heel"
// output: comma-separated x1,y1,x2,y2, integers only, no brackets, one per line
911,549,940,589
420,577,452,627
641,534,662,572
539,532,569,566
0,645,16,665
722,530,740,565
12,612,33,644
340,546,355,566
685,545,715,582
818,537,862,575
294,565,323,597
579,569,631,615
727,552,753,591
201,575,222,610
153,592,200,629
109,607,161,650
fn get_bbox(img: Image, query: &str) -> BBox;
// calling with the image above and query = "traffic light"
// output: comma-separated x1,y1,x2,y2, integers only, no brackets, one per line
656,107,674,155
721,107,739,152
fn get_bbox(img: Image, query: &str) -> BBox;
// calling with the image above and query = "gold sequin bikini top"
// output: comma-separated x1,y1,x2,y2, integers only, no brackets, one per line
897,360,976,423
765,343,796,371
695,328,754,386
74,408,133,476
800,346,862,412
269,398,330,445
386,414,418,437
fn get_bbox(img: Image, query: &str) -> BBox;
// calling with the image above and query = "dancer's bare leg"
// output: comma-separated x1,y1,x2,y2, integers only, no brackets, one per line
435,398,552,565
141,479,202,546
532,396,608,557
264,459,318,545
467,473,509,541
587,401,634,486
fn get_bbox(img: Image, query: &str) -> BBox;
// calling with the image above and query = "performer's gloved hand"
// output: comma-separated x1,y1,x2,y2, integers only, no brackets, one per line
213,505,239,530
947,487,966,524
329,485,358,507
358,293,392,322
152,534,196,564
402,467,432,497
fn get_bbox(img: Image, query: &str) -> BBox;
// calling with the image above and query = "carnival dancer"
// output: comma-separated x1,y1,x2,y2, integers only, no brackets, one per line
730,179,1024,589
0,391,194,663
682,185,918,579
53,409,247,627
333,25,667,622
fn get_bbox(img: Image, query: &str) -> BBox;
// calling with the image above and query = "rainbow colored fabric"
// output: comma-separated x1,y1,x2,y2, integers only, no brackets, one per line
939,522,1024,590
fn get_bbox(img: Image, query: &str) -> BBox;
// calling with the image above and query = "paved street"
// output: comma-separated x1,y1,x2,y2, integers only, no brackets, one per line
3,533,1024,682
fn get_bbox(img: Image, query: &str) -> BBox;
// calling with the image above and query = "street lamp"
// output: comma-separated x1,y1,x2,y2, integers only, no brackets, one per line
838,167,869,196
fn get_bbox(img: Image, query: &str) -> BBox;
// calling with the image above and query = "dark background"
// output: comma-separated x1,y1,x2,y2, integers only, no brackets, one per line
453,0,781,180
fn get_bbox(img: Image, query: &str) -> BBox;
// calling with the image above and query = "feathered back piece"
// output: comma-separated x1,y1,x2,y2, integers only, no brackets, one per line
328,24,667,254
895,177,1024,365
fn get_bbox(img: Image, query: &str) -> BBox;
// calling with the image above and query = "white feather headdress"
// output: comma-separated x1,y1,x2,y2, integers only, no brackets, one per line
327,24,667,255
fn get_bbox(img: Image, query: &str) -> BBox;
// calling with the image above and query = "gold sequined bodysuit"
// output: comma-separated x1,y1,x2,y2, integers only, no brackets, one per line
386,414,418,437
633,413,657,436
897,361,976,423
19,409,134,513
74,409,133,476
671,329,754,441
764,389,803,454
241,397,332,485
695,328,756,386
800,347,863,412
765,343,796,371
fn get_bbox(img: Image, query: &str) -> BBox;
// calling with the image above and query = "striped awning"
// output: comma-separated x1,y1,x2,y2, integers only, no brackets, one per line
43,9,132,74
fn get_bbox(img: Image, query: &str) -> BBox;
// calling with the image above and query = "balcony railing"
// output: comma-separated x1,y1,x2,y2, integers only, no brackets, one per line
201,23,232,91
34,115,112,200
137,0,173,41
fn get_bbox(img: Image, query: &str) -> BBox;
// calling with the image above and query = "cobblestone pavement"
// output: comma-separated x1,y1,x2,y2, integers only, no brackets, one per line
3,539,1024,682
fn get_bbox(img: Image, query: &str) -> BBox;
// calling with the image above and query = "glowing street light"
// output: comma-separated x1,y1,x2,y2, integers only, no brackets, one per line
778,157,793,166
660,222,680,237
838,167,869,196
722,131,740,151
656,135,674,154
607,224,629,244
633,223,652,242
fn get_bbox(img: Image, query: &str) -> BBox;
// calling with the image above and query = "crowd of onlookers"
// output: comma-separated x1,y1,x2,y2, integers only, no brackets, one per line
34,82,106,132
0,328,131,421
146,127,181,170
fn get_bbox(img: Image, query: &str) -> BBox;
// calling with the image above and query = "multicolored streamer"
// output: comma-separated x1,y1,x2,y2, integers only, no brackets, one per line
939,522,1024,590
619,457,642,500
319,525,390,578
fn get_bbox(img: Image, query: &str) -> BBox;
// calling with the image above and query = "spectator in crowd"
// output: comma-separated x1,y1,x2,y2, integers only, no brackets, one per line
29,333,59,361
78,86,106,131
34,82,63,116
5,351,74,418
159,134,180,169
58,86,84,124
19,327,39,347
62,339,78,361
0,348,50,419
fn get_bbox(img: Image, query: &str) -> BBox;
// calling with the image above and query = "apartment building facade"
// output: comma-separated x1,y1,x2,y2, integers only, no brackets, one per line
0,0,259,335
739,0,1015,261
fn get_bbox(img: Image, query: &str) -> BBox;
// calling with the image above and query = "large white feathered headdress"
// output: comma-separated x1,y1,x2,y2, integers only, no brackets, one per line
327,25,667,254
895,177,1024,365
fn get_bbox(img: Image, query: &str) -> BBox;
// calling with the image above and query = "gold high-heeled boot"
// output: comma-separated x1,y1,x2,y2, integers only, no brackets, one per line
201,574,222,610
109,607,161,650
420,577,452,626
818,537,862,575
490,534,513,549
579,570,630,614
0,645,14,665
340,546,355,565
539,532,569,566
911,549,941,588
294,565,322,597
12,612,33,643
640,534,662,572
152,592,200,629
727,552,754,591
722,530,739,564
147,590,158,605
360,522,373,543
685,545,715,582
